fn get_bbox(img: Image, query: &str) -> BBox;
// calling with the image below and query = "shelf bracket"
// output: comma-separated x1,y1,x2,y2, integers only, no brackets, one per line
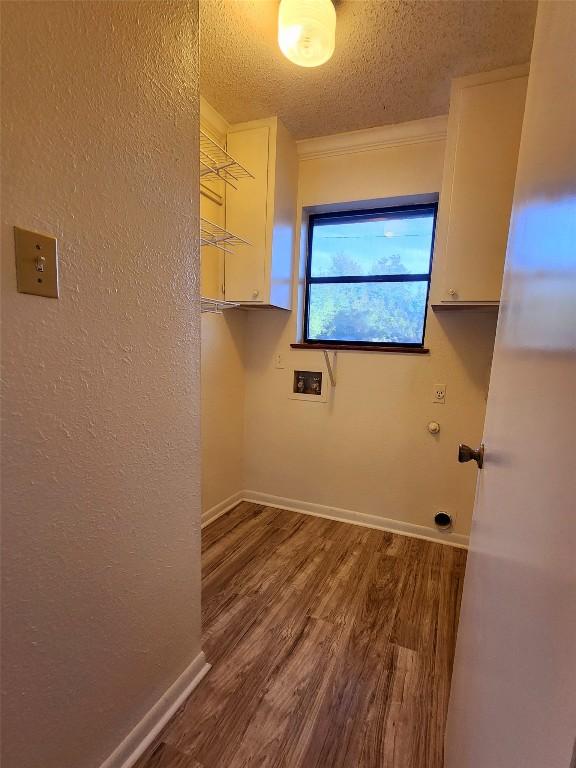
323,350,337,387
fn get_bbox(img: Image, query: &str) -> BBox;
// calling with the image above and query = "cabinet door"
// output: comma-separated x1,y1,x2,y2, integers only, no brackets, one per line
225,126,270,303
441,76,527,302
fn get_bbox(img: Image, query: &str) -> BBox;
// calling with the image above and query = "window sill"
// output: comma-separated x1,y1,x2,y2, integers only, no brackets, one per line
290,343,429,354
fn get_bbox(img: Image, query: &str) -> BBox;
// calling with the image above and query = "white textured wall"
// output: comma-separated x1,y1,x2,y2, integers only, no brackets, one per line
243,140,497,537
1,3,201,768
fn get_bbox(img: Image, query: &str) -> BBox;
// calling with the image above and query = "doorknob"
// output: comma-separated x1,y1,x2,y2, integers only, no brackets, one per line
458,443,484,469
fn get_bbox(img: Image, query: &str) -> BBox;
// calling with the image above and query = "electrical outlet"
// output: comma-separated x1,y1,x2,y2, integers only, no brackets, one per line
274,353,285,369
433,384,446,404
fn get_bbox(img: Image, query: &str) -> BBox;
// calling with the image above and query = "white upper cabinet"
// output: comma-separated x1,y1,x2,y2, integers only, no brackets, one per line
225,117,298,309
431,66,528,307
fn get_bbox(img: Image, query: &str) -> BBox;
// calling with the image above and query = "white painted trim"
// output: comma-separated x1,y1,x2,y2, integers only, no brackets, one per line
451,62,530,91
297,115,448,161
201,490,244,528
242,490,469,549
99,652,211,768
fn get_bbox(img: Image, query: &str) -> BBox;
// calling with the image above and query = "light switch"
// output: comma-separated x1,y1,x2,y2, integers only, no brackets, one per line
14,226,59,298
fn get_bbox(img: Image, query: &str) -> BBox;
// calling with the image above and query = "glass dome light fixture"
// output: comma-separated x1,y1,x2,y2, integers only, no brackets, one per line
278,0,336,68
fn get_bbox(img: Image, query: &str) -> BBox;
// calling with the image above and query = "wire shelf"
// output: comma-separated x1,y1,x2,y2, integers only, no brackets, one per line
201,297,240,314
200,130,254,189
200,217,250,254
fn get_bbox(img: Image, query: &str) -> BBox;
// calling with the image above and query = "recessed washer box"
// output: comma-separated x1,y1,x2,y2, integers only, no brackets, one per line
289,370,327,403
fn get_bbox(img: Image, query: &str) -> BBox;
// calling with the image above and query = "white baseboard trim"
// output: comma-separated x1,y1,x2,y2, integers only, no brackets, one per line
99,651,211,768
242,490,469,549
201,490,244,528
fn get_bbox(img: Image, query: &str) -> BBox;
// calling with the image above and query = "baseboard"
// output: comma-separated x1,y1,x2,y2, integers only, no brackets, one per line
201,490,244,528
242,490,469,548
99,651,211,768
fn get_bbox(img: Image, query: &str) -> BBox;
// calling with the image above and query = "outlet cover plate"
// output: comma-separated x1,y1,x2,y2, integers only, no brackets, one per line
433,384,446,404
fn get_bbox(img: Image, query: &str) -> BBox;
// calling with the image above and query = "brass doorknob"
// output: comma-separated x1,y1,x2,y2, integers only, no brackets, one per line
458,443,484,469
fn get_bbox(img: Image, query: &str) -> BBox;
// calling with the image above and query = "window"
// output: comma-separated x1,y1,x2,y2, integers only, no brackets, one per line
303,204,437,348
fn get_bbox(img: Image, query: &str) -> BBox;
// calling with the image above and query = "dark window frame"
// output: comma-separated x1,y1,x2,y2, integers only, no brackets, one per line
303,203,438,349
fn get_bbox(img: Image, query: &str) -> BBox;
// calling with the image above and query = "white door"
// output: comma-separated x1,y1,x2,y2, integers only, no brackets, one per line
225,125,269,303
445,3,576,768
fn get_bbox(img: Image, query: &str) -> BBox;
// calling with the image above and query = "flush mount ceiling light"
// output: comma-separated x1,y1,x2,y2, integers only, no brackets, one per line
278,0,336,68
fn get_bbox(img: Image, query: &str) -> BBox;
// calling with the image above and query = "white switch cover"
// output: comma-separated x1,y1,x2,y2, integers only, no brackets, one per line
14,226,59,298
433,384,446,404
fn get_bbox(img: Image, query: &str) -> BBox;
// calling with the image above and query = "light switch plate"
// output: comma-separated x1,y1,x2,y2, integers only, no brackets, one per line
14,226,59,298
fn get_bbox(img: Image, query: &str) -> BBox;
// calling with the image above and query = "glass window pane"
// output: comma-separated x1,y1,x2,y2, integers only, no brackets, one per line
310,212,434,277
307,281,428,344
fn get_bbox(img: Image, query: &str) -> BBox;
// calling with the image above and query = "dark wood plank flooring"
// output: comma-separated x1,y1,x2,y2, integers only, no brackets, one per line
135,502,466,768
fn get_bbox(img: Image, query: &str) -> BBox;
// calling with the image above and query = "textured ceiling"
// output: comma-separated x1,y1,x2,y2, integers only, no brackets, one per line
200,0,537,139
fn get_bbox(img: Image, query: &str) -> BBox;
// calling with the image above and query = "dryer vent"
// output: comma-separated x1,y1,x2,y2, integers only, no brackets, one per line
434,511,453,531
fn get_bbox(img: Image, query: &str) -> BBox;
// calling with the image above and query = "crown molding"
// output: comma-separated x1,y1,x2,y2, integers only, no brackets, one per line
297,114,448,161
451,62,530,92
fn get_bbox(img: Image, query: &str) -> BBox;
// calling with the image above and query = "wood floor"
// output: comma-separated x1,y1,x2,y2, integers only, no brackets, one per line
135,502,466,768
